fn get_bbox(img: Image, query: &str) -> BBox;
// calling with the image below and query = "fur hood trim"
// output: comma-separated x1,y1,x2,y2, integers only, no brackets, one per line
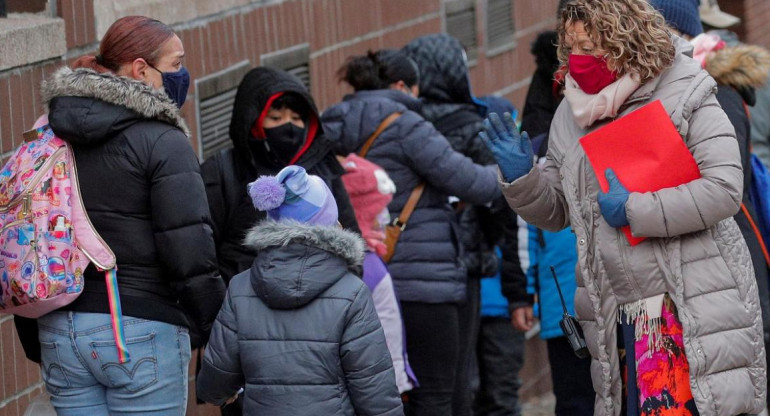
706,45,770,90
244,220,365,268
41,66,189,135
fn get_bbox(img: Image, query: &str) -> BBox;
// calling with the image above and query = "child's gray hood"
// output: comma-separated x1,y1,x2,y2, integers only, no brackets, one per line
243,221,365,309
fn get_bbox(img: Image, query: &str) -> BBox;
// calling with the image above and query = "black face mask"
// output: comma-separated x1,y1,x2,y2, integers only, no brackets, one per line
261,123,306,165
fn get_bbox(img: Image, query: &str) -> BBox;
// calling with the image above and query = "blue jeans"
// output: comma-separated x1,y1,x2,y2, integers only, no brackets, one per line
38,311,191,415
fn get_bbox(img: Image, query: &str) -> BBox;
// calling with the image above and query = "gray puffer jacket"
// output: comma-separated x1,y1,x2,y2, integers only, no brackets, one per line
501,38,766,415
196,221,403,416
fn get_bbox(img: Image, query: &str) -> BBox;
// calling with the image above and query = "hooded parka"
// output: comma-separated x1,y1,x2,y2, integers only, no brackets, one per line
501,38,767,415
201,67,360,283
196,221,404,416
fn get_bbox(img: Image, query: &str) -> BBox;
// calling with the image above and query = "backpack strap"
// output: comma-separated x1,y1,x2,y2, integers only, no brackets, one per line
358,112,402,158
104,268,130,363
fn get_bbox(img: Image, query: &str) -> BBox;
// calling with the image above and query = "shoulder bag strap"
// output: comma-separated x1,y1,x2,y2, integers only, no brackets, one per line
393,182,426,230
358,112,402,158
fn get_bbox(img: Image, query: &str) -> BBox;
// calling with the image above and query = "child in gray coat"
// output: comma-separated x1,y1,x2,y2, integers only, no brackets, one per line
196,165,403,416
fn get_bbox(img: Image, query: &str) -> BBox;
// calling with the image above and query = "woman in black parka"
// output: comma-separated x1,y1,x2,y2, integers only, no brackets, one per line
15,16,225,414
201,67,360,284
322,49,500,416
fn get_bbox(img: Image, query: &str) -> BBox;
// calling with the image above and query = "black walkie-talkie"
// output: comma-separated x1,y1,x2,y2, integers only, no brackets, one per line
550,265,589,359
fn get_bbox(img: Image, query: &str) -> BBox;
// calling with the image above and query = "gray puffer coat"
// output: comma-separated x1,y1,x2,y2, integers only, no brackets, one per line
501,38,766,415
196,221,403,416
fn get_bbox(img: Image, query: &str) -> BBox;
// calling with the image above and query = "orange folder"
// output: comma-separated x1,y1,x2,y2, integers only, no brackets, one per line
579,100,701,246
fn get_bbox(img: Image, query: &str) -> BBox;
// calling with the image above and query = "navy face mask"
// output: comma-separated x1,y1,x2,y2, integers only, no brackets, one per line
149,65,190,108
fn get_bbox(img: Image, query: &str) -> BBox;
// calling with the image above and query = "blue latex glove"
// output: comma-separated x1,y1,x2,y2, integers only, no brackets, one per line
598,169,630,228
479,112,534,182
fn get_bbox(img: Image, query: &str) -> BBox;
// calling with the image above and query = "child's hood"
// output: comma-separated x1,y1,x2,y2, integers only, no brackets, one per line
243,220,365,309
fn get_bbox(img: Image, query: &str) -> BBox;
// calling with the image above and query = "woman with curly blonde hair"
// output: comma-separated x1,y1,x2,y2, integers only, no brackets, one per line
480,0,767,415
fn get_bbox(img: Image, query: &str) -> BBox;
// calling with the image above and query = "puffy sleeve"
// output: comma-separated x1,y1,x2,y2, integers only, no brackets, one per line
626,87,743,237
340,283,404,416
501,107,571,232
401,118,500,205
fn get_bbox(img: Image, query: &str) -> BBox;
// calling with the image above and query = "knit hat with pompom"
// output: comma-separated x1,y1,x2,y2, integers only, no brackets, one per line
248,165,338,226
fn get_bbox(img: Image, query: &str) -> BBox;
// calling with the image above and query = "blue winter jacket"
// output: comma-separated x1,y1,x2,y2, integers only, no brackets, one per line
322,89,500,304
480,247,509,318
525,225,579,340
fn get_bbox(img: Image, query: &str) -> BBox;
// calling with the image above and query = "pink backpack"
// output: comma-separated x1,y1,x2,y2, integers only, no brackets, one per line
0,116,130,362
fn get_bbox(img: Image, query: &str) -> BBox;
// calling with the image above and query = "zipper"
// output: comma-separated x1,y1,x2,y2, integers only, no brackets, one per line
66,143,115,270
0,147,66,214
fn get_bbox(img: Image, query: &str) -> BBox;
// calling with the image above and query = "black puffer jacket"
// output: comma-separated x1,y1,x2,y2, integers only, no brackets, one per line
37,67,224,345
201,67,359,283
520,31,561,138
197,221,403,415
402,34,522,291
322,89,499,303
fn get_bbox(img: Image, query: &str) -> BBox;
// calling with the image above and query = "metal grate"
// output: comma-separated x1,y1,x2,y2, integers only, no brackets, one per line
286,63,311,91
199,89,238,160
195,60,252,161
486,0,515,53
261,44,311,91
445,0,478,62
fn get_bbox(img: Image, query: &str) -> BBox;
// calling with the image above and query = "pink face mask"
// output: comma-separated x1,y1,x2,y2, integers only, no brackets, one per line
568,53,618,94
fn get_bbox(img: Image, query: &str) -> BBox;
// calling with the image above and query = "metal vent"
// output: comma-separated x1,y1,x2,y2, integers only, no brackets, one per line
261,44,311,90
486,0,515,54
195,60,252,161
286,64,311,91
445,0,478,63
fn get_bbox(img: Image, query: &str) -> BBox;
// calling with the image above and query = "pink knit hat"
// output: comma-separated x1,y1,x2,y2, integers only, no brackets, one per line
340,154,396,255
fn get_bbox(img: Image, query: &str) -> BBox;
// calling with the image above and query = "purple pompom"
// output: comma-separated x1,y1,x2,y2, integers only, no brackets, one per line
248,176,286,211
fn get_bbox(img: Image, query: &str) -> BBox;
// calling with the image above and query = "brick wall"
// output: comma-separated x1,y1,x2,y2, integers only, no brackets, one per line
0,0,565,158
743,0,770,49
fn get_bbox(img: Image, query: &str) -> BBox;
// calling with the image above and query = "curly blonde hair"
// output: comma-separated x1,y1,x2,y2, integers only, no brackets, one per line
556,0,675,83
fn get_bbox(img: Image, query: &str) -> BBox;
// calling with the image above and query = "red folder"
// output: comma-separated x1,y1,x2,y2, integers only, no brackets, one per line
579,100,701,246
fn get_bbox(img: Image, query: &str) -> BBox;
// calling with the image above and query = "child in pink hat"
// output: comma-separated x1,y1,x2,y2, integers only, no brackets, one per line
340,154,417,394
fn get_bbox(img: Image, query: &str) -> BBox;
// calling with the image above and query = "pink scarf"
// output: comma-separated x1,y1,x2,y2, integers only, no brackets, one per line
563,73,641,129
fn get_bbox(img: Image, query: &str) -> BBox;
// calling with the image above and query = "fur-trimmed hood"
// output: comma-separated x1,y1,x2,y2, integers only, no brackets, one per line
705,44,770,92
243,220,366,309
41,66,189,141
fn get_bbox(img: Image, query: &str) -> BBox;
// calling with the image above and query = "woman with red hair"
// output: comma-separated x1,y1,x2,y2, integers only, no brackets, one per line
16,16,225,415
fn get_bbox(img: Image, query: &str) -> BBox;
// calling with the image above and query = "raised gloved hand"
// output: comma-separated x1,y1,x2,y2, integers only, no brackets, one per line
598,169,630,228
479,112,534,182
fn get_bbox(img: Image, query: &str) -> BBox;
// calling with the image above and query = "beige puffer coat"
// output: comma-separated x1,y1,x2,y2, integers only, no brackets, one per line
502,39,766,415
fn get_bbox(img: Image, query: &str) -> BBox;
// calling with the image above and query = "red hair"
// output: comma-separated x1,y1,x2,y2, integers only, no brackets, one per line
72,16,175,73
